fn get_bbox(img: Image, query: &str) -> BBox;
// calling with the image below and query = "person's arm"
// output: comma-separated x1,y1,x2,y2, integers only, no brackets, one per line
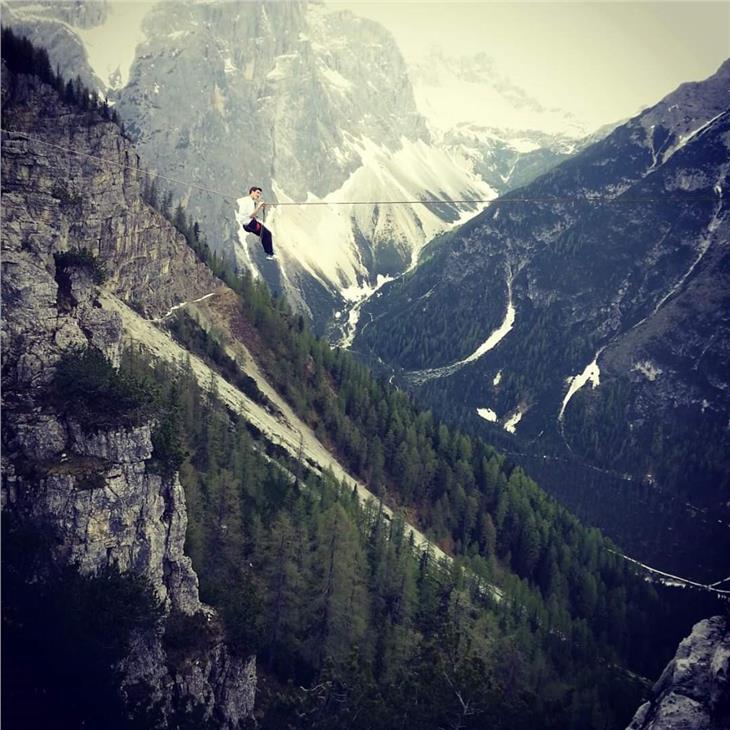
251,200,266,218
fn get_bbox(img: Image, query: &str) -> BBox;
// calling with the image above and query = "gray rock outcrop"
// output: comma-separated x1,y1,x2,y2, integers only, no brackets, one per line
2,68,219,320
627,616,730,730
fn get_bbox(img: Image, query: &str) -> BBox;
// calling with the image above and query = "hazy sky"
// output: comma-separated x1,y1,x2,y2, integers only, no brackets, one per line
78,0,730,129
332,1,730,127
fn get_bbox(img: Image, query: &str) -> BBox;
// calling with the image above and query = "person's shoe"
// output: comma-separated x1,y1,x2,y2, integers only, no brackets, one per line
266,254,277,260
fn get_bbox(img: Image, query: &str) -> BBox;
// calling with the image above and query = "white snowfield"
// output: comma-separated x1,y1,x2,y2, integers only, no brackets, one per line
235,136,496,303
100,288,504,599
338,274,395,349
476,408,498,423
503,409,523,434
558,348,604,422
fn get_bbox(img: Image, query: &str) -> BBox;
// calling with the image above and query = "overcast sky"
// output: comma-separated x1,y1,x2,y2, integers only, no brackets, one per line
332,1,730,128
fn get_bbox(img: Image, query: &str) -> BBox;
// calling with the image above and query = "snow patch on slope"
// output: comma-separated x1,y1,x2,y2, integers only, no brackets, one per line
408,272,515,384
75,2,152,90
477,408,498,423
559,348,604,421
462,283,515,365
504,409,523,434
339,274,395,348
340,135,496,266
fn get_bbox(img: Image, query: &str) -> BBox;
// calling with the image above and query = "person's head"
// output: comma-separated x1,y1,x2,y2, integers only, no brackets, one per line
249,186,262,199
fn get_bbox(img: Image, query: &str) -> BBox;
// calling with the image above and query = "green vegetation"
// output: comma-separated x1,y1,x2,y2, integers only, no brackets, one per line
123,302,722,730
166,311,269,408
1,27,123,128
564,378,730,505
166,217,722,683
51,346,189,477
123,351,649,728
52,347,156,428
148,375,187,477
140,179,218,266
355,252,507,370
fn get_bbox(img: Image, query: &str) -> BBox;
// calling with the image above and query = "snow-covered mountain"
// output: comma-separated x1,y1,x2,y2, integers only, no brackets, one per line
2,0,589,332
407,51,601,193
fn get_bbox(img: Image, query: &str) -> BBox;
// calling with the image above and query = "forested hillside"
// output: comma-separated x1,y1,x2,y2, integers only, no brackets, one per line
123,349,647,729
150,237,724,727
352,61,730,581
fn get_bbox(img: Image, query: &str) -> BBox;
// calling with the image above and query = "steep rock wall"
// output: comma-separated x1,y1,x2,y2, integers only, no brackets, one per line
627,616,729,730
1,68,255,727
2,67,219,319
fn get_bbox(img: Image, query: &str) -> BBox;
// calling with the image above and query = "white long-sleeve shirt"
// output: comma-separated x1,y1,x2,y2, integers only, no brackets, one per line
241,196,264,219
242,196,259,220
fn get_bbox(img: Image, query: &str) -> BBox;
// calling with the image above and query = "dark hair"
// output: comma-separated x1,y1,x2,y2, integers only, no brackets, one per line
249,186,262,194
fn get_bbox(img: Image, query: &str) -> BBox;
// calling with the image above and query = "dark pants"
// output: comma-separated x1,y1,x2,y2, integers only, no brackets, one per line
243,219,274,256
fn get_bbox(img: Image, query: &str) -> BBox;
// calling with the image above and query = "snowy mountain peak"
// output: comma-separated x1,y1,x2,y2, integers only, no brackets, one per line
408,49,589,138
235,135,496,315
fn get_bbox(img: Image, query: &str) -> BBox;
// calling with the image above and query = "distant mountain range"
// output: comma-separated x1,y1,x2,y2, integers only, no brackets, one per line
352,59,730,580
2,0,601,331
408,50,600,195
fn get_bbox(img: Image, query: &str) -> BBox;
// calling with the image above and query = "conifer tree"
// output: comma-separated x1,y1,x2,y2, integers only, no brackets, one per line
257,512,307,669
305,503,369,670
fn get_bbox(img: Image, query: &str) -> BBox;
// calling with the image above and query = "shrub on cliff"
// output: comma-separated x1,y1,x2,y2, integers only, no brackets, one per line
54,248,107,284
53,347,157,427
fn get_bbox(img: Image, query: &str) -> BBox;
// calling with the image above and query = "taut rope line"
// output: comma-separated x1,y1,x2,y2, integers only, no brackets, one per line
1,127,720,208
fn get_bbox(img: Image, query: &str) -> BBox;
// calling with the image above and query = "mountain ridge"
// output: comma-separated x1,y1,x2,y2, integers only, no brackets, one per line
3,41,726,728
352,58,730,580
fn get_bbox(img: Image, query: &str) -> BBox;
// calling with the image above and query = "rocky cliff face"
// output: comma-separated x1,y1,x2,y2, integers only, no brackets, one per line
2,67,219,319
4,0,109,29
627,616,730,730
1,66,255,726
112,0,461,320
